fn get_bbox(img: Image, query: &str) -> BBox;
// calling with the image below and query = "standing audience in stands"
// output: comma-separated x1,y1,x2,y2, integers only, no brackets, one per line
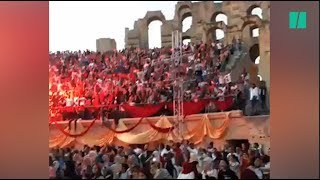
49,39,269,121
49,141,270,179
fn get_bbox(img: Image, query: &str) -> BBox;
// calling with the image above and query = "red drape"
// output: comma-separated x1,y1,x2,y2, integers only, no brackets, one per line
61,106,75,113
167,99,211,116
121,103,165,118
54,97,234,119
52,119,96,138
167,97,234,115
213,96,234,111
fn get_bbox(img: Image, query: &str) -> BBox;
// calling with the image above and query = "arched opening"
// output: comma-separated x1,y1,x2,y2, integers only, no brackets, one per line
246,6,262,38
178,5,192,33
208,28,225,41
254,56,260,64
252,27,259,37
216,14,228,25
242,22,260,41
249,44,260,63
182,36,191,45
215,29,225,40
182,15,192,32
180,8,192,32
251,7,263,19
148,20,163,49
211,12,228,25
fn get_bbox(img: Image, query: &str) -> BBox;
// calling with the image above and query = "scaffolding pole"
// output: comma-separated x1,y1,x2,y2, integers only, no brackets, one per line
171,30,184,129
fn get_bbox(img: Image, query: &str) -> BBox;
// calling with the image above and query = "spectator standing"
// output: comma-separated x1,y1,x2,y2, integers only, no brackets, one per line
241,157,263,179
217,159,239,179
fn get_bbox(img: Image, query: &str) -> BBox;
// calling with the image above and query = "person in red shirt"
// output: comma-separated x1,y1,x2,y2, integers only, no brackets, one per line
172,143,184,167
179,153,199,179
99,91,106,105
92,93,101,119
240,157,263,179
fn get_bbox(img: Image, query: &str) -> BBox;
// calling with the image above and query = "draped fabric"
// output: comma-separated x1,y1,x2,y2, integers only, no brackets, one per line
49,122,115,148
103,117,143,133
49,113,231,148
121,98,233,118
54,98,234,119
52,118,96,137
116,117,174,144
167,99,211,116
49,123,76,148
121,103,165,118
182,113,230,144
146,118,174,133
75,123,115,147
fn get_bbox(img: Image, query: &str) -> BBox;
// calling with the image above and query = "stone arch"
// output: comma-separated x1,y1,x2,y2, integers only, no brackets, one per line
141,11,166,49
144,11,166,26
176,1,192,15
211,11,228,25
181,11,192,22
182,35,191,41
249,44,260,63
205,21,227,42
249,24,260,37
206,21,226,33
177,4,193,32
178,4,192,16
182,35,191,45
247,4,261,16
148,21,162,48
240,15,263,31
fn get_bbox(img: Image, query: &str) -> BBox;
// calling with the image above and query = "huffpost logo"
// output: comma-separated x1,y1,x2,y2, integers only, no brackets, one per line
289,11,306,29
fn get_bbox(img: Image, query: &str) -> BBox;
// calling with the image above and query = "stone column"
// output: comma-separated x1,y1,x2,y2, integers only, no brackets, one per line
124,27,129,48
96,38,117,53
257,23,270,88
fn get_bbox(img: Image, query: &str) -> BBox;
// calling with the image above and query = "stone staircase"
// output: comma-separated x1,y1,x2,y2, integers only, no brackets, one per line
223,45,270,115
225,45,253,82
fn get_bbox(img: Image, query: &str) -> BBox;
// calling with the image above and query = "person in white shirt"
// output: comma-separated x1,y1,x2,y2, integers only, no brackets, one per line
227,147,240,161
187,143,198,155
161,147,170,157
78,97,86,106
201,157,218,179
218,75,225,85
264,162,270,169
110,155,123,179
73,96,79,106
249,83,260,108
65,96,74,107
229,154,240,178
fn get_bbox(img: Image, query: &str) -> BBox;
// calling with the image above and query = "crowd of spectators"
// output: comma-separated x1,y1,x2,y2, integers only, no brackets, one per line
49,141,270,179
49,38,268,120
